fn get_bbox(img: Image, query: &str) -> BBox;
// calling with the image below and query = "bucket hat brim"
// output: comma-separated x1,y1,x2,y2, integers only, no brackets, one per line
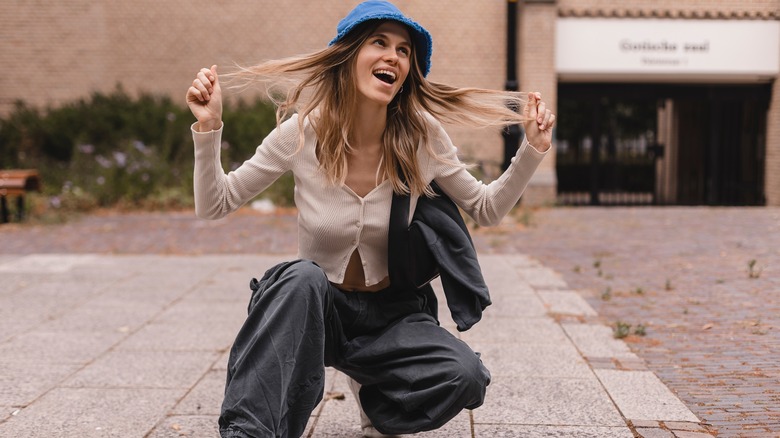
329,0,432,77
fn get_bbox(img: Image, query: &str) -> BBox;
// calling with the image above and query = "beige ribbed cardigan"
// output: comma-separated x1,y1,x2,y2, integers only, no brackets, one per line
192,114,547,287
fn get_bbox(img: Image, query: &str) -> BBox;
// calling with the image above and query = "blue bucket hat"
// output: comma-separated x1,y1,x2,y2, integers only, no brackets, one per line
329,0,433,77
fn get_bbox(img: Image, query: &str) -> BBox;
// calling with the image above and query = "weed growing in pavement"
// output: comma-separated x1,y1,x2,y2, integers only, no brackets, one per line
601,287,612,301
613,321,631,339
593,259,602,269
613,321,647,339
747,259,763,279
573,265,582,274
665,279,674,291
633,287,645,295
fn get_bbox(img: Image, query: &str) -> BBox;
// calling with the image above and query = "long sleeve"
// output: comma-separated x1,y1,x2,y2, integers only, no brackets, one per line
427,120,548,226
192,115,301,219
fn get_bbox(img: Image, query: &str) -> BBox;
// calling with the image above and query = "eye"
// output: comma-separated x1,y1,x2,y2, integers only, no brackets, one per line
372,38,386,47
398,46,410,57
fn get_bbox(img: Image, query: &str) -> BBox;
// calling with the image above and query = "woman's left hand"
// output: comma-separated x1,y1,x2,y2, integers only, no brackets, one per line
522,92,556,152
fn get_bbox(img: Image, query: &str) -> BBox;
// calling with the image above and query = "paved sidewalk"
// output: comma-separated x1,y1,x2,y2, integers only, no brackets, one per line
0,253,710,437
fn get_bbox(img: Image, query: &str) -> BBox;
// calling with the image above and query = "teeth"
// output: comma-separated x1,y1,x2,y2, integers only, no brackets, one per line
373,69,396,81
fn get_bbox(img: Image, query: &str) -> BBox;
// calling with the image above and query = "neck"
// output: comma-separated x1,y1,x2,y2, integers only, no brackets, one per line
351,100,387,151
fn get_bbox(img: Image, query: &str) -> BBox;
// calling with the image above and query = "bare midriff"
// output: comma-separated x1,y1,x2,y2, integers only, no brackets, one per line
334,249,390,292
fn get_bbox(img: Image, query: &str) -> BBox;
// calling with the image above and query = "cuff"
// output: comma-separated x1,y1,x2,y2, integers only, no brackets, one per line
190,121,224,134
509,136,548,166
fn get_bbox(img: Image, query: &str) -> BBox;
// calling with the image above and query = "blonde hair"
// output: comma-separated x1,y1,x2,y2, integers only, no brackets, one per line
227,20,531,196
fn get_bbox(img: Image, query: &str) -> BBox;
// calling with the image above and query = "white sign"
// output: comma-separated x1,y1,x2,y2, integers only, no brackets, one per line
556,18,780,81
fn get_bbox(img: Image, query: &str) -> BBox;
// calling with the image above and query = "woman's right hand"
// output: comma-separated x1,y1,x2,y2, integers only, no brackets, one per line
186,65,222,132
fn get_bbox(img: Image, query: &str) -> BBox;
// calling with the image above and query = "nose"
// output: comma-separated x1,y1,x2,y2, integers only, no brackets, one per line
383,48,398,64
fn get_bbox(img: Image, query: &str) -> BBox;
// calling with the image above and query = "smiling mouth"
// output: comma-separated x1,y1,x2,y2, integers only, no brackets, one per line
373,69,397,85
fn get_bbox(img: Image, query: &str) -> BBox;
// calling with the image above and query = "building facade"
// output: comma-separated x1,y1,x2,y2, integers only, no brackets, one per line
2,0,778,205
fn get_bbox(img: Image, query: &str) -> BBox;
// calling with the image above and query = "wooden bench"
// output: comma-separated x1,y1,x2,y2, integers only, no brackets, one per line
0,169,41,223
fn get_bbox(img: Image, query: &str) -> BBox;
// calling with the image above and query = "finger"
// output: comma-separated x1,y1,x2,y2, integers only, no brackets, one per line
540,109,552,130
210,65,219,85
187,86,205,103
547,114,556,130
210,65,221,96
197,71,213,93
192,78,210,101
536,101,547,124
525,92,538,120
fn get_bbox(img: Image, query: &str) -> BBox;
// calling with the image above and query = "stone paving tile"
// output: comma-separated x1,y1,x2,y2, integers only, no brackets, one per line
0,329,124,364
594,370,699,422
561,323,639,359
0,387,183,437
673,432,716,438
147,415,220,438
537,289,598,316
482,291,547,318
460,317,570,345
0,254,104,273
635,428,675,438
0,361,81,406
40,295,165,333
62,350,219,389
514,266,568,289
154,295,246,326
116,321,238,352
171,369,225,416
0,282,106,341
0,407,16,424
473,376,625,427
469,342,593,378
473,425,635,437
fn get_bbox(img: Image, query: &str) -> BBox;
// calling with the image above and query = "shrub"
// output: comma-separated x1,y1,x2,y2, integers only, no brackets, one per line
0,87,292,214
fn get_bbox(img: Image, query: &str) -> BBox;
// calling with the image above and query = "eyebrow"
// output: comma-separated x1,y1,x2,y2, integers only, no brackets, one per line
372,32,411,47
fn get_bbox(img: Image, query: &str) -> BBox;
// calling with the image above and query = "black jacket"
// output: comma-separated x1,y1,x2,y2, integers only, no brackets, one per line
388,182,491,331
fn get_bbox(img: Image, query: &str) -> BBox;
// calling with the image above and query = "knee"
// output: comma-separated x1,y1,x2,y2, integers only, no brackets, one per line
450,353,490,407
283,260,328,284
250,260,331,311
277,259,331,299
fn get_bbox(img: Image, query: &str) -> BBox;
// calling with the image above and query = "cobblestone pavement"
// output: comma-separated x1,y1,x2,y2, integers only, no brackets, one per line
474,207,780,438
2,206,779,437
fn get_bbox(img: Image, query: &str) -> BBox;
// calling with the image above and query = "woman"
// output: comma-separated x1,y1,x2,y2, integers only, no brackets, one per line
186,1,555,437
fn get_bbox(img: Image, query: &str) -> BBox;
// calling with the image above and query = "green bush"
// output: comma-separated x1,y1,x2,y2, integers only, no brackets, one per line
0,87,293,215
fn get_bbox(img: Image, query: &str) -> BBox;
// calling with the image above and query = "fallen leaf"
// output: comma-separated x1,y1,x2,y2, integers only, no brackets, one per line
703,323,714,330
172,424,182,431
324,391,345,401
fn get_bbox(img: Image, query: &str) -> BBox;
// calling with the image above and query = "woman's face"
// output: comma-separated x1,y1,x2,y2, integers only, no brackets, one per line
353,21,412,108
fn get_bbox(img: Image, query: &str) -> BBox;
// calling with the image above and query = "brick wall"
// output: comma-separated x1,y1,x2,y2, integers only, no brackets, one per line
558,0,779,15
766,57,780,206
519,2,558,205
2,0,778,205
0,0,510,165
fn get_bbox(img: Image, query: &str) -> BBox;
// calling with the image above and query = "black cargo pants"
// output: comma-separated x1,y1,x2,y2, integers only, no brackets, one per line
218,259,491,438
